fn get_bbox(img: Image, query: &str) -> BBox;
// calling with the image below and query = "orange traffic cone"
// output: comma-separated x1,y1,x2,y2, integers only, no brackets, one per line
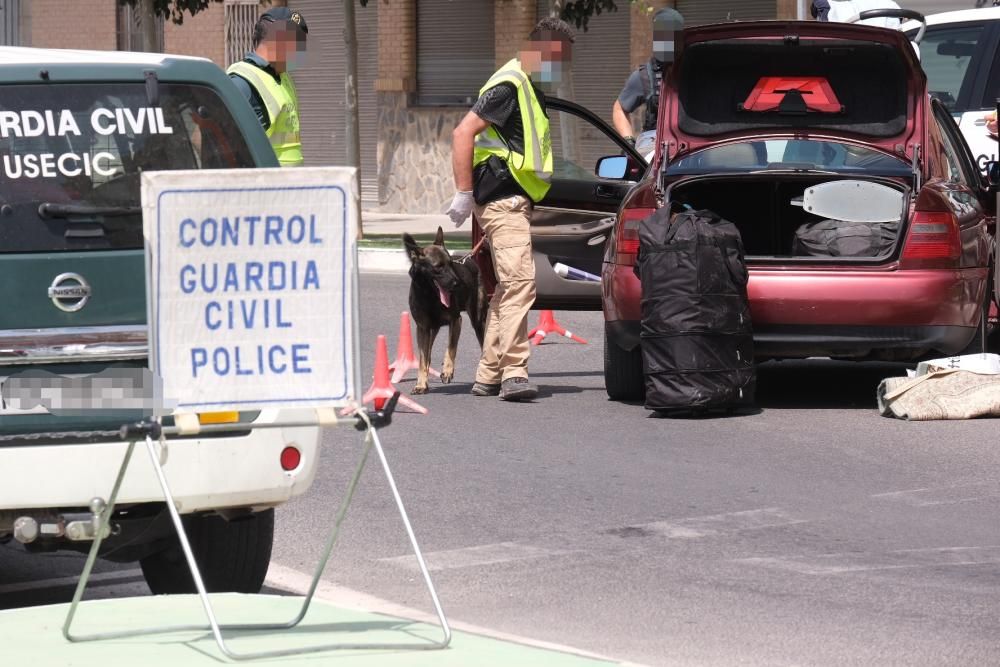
528,310,588,346
346,335,427,415
389,311,439,384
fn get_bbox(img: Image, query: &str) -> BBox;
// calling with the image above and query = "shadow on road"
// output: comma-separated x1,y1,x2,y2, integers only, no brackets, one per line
754,360,911,410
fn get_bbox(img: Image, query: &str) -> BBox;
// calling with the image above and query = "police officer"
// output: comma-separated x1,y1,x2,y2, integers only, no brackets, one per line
228,8,308,167
447,17,576,402
612,8,683,144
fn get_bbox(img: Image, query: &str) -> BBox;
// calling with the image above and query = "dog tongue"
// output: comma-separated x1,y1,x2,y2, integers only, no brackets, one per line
438,285,451,308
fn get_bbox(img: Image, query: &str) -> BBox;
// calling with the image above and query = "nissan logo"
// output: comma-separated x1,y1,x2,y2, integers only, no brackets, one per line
48,273,91,312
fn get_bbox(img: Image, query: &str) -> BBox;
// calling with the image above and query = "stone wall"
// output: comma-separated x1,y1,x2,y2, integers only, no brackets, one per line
376,92,465,214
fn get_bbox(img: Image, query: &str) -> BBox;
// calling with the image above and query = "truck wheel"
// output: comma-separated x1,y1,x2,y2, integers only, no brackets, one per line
604,324,645,401
140,509,274,595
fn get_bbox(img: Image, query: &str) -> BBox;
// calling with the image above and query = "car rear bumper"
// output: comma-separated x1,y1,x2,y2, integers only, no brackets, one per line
0,409,321,514
606,319,976,360
603,264,987,359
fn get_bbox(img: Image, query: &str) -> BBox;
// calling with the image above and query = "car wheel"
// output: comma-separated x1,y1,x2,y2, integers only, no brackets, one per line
140,509,274,595
604,324,645,401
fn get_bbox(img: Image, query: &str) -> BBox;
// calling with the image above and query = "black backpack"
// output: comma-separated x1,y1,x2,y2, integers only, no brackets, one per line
635,208,756,415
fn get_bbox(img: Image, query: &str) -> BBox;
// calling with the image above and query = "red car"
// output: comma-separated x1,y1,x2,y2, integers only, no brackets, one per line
597,17,998,400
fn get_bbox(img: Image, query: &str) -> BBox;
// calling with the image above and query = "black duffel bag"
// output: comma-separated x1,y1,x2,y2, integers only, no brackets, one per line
792,219,898,258
635,208,756,415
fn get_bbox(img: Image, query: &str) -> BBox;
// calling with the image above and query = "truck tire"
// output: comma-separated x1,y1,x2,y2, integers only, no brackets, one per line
140,509,274,595
604,324,645,401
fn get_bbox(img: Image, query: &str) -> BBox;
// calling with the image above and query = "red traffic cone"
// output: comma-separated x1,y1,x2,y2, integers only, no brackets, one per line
389,311,439,384
528,310,587,346
344,335,427,415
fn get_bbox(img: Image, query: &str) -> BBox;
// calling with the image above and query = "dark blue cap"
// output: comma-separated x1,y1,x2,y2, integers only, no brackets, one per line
260,7,308,34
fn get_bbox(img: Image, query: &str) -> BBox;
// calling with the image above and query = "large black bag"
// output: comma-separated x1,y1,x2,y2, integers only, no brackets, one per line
635,208,756,414
792,219,898,258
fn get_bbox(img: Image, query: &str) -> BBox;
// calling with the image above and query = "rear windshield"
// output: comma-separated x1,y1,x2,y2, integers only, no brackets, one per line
666,139,912,176
678,39,909,138
0,83,255,253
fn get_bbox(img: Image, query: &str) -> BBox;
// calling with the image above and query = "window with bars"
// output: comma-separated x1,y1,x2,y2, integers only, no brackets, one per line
117,3,165,53
224,0,259,67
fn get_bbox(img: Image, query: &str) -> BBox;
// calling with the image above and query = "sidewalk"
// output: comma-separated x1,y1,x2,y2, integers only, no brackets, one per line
2,594,621,666
359,210,470,273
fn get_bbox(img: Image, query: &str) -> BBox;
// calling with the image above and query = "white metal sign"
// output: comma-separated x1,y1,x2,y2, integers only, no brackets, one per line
142,167,358,412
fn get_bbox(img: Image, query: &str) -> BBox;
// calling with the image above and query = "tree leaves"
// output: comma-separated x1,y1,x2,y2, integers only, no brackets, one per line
560,0,622,31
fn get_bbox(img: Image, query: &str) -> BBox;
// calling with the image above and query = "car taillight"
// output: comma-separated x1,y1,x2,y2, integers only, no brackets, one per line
900,210,962,269
615,208,655,266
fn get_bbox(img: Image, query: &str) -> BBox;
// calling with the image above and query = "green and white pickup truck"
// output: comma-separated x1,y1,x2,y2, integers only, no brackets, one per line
0,47,321,594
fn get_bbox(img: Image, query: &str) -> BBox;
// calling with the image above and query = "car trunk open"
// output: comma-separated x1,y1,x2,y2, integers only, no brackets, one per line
666,174,910,262
668,22,925,154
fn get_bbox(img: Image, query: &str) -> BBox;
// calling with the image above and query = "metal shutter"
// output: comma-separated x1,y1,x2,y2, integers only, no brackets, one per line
0,0,19,45
675,0,777,27
536,1,631,172
417,0,494,106
293,1,379,204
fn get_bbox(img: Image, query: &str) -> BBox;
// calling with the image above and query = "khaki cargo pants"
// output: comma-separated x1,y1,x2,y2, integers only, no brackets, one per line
474,195,536,384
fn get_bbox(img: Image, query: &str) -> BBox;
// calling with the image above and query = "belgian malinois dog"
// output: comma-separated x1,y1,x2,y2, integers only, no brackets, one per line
403,227,488,394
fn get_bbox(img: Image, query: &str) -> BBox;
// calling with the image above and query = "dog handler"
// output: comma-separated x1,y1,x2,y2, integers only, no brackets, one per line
447,17,576,401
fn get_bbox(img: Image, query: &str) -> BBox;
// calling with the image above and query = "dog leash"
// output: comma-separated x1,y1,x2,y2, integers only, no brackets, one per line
457,234,489,265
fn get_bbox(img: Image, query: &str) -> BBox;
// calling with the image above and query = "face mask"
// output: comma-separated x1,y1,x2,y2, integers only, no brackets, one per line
653,39,676,65
535,60,563,86
285,42,308,72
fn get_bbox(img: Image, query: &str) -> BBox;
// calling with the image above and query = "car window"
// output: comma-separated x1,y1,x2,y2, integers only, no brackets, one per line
0,83,255,254
665,140,912,176
548,108,632,181
911,23,985,112
933,108,976,187
979,48,1000,110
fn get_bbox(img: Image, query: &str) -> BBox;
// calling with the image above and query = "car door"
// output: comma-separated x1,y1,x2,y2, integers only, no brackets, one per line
473,97,646,311
929,99,991,273
911,19,1000,172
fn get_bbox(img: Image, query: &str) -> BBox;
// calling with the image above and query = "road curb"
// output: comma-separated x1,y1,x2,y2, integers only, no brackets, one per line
359,247,409,273
359,248,471,274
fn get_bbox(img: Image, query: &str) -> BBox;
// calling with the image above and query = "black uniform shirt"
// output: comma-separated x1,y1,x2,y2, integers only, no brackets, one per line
471,81,548,155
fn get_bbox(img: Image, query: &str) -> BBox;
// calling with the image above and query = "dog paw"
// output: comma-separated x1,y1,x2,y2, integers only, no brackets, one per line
412,385,428,395
440,371,454,384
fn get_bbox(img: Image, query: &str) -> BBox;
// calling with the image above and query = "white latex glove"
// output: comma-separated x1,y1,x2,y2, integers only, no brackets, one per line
447,190,474,227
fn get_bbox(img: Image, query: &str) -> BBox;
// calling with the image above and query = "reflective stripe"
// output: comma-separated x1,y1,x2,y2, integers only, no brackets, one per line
269,131,300,145
227,62,282,122
486,68,545,172
227,60,302,168
474,132,509,151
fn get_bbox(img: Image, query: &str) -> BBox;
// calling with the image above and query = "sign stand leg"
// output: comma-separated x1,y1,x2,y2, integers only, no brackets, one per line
62,412,451,660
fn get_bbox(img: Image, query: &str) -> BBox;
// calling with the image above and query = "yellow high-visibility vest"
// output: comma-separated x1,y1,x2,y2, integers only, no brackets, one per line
473,59,552,202
227,61,304,167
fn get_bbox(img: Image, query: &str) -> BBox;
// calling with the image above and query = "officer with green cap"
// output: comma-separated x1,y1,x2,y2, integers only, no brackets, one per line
228,7,308,167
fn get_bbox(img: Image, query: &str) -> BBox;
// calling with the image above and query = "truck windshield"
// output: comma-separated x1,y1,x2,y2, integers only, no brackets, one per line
0,82,255,253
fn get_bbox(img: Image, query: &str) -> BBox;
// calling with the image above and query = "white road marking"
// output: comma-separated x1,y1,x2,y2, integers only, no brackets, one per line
378,541,571,572
738,545,1000,575
0,569,143,595
871,483,1000,507
625,507,810,540
265,562,648,666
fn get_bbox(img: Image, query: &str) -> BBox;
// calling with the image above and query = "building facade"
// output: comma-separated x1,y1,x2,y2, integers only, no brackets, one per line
7,0,970,213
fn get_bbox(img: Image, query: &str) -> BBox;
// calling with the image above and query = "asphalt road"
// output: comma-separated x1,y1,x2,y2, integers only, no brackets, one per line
3,271,1000,666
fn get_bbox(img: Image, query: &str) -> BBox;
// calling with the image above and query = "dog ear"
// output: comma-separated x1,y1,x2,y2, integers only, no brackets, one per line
434,226,445,248
402,233,422,262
